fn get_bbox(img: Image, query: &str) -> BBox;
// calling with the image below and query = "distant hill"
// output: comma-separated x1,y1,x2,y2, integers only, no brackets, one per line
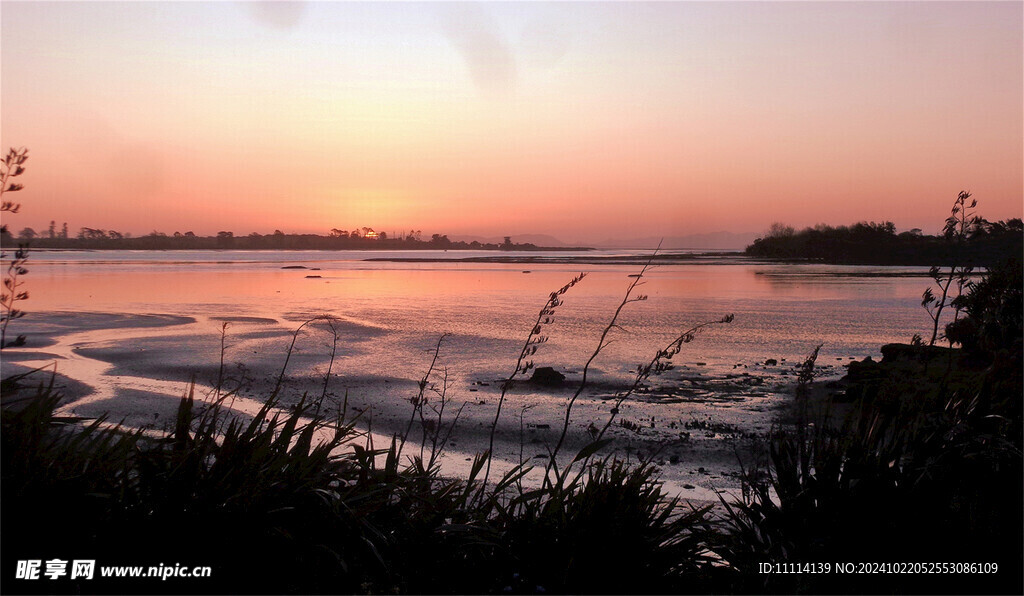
447,234,571,247
449,232,758,250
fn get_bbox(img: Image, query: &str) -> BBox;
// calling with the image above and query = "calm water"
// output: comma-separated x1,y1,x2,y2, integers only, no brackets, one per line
8,249,940,495
21,249,931,382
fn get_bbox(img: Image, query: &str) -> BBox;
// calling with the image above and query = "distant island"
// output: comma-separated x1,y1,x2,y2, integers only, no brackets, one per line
745,219,1022,266
0,227,591,252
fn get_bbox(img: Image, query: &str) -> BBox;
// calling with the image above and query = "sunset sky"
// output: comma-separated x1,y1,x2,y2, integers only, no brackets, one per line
2,1,1021,242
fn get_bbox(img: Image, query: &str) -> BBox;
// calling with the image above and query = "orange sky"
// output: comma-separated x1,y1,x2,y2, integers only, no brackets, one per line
2,1,1021,242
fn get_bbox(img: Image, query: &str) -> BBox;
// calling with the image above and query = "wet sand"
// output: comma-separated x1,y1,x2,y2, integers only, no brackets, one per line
1,310,840,502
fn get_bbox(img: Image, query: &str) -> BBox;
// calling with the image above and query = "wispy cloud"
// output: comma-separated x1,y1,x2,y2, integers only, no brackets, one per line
436,3,515,96
244,1,306,31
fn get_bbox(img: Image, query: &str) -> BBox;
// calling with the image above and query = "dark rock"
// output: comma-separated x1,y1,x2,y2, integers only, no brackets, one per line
281,265,307,269
765,358,778,366
305,275,322,279
845,356,881,383
530,366,565,386
880,342,956,363
841,343,963,402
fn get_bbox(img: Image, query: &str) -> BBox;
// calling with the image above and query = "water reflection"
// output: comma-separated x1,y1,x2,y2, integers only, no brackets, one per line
22,256,930,373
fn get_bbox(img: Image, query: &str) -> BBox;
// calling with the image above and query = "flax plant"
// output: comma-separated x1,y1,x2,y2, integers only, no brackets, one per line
593,314,735,443
1,147,30,348
480,271,586,490
543,244,732,483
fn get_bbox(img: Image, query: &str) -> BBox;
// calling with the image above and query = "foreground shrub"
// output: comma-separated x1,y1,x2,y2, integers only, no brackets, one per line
1,380,722,594
719,347,1023,595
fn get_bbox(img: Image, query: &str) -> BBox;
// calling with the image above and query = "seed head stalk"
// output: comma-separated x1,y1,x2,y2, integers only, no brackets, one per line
481,272,586,491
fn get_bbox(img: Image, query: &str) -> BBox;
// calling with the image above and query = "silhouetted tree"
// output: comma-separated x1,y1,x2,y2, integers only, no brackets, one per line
78,227,106,240
923,192,982,346
766,222,795,238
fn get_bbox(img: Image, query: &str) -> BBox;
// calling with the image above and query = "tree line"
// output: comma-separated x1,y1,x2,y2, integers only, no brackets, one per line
746,216,1022,266
0,224,552,251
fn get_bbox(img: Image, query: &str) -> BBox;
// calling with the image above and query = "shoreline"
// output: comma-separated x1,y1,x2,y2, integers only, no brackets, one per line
363,252,747,265
15,246,991,268
0,310,830,502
